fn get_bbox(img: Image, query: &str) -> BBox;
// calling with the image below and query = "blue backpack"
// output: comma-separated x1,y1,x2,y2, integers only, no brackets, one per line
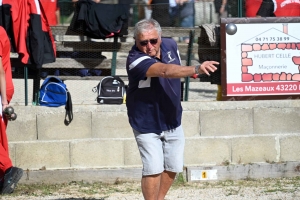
39,77,73,125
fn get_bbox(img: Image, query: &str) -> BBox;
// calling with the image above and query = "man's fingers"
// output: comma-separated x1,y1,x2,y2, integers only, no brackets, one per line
200,62,218,75
207,64,217,71
202,68,209,76
200,65,210,75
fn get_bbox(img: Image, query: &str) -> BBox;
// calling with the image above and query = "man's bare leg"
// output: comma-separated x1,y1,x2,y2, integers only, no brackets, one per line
157,170,176,200
141,174,161,200
141,171,176,200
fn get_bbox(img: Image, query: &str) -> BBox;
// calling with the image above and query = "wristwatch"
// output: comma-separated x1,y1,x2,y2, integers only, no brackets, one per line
194,64,201,74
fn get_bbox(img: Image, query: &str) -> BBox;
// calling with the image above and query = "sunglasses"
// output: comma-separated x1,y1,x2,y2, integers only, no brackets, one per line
139,38,158,46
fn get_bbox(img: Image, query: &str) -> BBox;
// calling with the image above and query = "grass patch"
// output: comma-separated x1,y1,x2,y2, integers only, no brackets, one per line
173,173,186,186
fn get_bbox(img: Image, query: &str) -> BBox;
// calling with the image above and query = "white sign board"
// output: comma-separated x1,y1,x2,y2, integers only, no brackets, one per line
226,23,300,96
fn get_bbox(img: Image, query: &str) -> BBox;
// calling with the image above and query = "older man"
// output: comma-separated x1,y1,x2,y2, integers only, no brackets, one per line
126,18,219,200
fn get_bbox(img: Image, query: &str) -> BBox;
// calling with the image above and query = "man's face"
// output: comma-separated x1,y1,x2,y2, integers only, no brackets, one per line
135,29,161,58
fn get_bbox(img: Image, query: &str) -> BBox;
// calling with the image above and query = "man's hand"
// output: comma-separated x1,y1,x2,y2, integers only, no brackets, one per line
199,61,219,76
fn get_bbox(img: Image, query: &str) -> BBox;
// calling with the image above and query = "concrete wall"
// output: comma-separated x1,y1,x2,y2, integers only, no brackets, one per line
7,100,300,176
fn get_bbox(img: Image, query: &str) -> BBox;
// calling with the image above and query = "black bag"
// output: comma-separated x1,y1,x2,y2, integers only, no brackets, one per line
93,76,125,104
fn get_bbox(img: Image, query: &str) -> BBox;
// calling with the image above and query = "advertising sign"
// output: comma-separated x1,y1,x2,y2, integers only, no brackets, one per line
220,18,300,100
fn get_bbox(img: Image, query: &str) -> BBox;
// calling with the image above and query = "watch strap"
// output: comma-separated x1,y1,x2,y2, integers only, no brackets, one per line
194,64,200,74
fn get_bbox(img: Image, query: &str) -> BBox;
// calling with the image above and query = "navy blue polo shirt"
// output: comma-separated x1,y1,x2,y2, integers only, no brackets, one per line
126,37,182,133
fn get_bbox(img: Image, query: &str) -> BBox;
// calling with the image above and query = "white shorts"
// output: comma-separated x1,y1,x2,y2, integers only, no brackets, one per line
133,125,185,176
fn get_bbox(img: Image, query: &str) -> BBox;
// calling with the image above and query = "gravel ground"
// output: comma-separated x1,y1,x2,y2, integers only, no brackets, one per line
2,177,300,200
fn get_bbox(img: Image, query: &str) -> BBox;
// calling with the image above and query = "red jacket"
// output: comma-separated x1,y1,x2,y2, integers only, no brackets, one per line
245,0,263,17
40,0,60,26
274,0,300,16
2,0,56,68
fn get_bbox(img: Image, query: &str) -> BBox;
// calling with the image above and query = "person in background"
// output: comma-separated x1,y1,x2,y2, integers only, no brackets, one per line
0,26,23,195
169,0,179,26
40,0,61,26
214,0,227,19
126,18,218,200
177,0,195,43
143,0,152,20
